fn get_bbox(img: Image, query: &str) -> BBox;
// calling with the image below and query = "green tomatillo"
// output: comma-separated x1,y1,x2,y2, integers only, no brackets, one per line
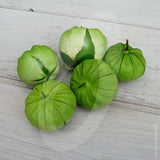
104,40,146,81
25,80,76,132
70,59,118,110
17,45,60,86
59,26,107,70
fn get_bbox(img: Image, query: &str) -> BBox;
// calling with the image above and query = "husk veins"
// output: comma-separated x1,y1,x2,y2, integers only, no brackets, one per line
105,40,146,81
70,59,118,110
25,80,76,131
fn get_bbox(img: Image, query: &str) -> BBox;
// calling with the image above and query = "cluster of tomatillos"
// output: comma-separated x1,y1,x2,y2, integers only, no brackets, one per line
17,26,146,132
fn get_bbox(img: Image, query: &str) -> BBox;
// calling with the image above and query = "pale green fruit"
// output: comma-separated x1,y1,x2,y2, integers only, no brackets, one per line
70,59,118,110
17,45,60,86
25,80,76,132
105,40,146,81
59,26,107,70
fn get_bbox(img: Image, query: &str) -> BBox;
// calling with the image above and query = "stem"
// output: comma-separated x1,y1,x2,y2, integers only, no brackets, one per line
126,39,129,51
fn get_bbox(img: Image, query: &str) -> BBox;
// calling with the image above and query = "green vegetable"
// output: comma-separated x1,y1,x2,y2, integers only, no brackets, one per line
70,59,118,110
17,45,60,86
25,80,76,132
59,26,107,70
104,40,146,81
